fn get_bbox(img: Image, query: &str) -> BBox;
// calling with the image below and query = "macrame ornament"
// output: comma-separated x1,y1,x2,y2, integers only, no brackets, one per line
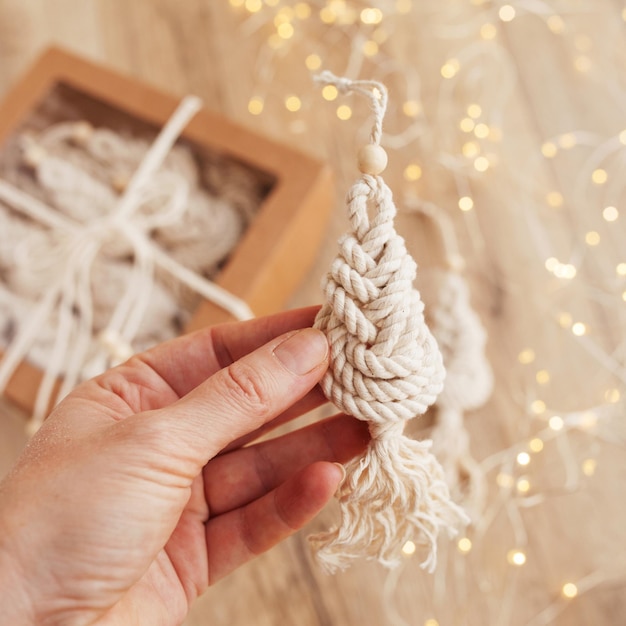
410,201,494,517
309,72,468,573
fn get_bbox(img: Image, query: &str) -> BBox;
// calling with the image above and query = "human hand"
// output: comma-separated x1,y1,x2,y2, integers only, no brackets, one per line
0,307,369,626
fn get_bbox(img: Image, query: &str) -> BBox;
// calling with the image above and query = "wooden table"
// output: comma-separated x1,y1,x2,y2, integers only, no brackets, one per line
1,2,625,624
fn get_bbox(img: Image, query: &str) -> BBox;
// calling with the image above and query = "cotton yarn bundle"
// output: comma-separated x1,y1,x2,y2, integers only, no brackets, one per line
0,96,259,431
309,72,468,573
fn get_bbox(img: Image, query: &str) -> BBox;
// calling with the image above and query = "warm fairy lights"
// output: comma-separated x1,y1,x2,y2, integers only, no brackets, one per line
403,163,422,181
457,537,472,553
285,95,302,112
227,2,625,624
535,370,550,385
518,348,536,364
507,550,527,566
441,58,460,79
562,582,578,599
531,400,546,415
402,100,421,117
247,97,264,115
582,458,597,476
602,205,619,222
458,196,474,211
321,85,338,101
336,104,352,120
549,415,564,431
305,53,322,70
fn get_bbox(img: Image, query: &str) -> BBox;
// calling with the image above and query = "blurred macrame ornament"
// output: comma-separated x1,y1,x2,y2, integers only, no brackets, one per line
409,200,493,518
309,72,468,573
0,96,254,434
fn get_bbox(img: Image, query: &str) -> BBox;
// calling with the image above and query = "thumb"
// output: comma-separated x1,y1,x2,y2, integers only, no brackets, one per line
141,327,329,463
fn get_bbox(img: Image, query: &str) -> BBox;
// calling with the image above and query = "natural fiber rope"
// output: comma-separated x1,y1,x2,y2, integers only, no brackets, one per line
309,72,468,573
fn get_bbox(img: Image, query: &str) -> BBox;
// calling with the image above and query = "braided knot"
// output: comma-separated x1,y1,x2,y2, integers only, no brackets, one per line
315,176,445,435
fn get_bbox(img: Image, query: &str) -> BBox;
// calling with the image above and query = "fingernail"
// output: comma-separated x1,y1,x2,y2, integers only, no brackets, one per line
333,462,347,486
273,328,329,376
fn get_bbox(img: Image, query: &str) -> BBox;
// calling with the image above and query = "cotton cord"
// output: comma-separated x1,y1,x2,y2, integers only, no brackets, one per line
0,96,255,432
309,72,468,573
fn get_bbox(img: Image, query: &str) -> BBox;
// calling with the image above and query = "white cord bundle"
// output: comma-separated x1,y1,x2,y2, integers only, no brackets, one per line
0,96,255,432
309,72,468,573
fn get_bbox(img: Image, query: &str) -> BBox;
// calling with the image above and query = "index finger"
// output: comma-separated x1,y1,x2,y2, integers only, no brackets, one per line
140,306,322,399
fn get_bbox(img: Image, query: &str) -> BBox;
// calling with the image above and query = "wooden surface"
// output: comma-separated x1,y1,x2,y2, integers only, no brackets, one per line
1,2,625,625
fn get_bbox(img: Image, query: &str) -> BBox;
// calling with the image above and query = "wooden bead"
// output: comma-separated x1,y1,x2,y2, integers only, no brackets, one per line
22,145,46,169
71,120,94,146
357,143,388,175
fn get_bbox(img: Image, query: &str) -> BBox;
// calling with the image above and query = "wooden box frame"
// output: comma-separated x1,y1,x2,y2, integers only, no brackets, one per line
0,47,333,412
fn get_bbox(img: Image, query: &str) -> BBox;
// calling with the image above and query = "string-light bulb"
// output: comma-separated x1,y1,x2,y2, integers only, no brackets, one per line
336,105,352,120
305,54,322,70
591,169,608,184
285,95,302,112
549,415,564,431
498,5,516,22
480,22,497,39
247,97,264,115
458,537,473,553
547,15,565,33
322,85,339,101
507,550,527,566
402,100,421,117
585,231,600,246
531,400,546,415
562,582,578,598
602,206,618,222
467,103,482,118
404,163,422,181
497,473,515,488
360,7,383,24
536,370,550,385
441,59,460,78
458,196,474,211
582,459,597,476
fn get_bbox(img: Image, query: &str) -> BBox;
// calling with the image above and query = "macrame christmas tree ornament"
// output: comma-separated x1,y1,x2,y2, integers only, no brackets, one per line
309,72,468,573
410,201,493,517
